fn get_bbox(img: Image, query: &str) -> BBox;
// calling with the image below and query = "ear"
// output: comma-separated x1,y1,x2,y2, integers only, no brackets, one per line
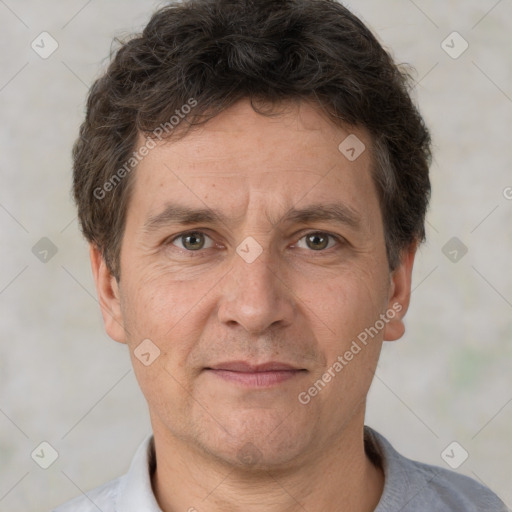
89,243,127,344
383,242,417,342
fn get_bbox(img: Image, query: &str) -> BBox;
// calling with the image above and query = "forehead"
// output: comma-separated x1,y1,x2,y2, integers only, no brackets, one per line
128,99,380,229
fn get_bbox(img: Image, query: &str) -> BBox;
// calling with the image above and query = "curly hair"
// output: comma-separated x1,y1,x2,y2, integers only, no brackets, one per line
72,0,432,281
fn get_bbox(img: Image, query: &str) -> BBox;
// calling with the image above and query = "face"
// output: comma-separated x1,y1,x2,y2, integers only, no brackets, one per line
91,98,415,469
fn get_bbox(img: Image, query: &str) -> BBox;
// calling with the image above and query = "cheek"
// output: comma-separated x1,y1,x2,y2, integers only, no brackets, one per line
120,274,203,411
305,263,389,341
120,269,214,379
307,271,387,387
122,268,198,331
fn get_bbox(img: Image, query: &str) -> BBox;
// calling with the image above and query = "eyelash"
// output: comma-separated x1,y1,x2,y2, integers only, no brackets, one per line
166,230,344,255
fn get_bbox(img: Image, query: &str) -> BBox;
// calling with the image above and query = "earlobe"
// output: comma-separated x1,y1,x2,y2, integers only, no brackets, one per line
89,244,127,344
383,243,417,342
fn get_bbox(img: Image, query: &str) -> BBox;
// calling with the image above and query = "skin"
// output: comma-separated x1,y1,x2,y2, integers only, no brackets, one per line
90,98,417,512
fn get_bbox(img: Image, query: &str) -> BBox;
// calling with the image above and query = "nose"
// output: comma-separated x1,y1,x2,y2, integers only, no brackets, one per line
216,243,295,335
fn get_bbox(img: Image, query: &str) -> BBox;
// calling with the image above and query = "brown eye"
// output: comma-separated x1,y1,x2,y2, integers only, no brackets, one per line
297,232,337,251
171,231,213,251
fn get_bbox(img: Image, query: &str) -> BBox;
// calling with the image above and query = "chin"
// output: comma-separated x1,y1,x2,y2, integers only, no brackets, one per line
197,415,314,471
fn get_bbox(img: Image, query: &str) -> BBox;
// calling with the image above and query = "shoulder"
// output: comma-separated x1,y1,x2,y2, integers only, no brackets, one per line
51,433,157,512
365,427,509,512
52,476,122,512
406,458,508,511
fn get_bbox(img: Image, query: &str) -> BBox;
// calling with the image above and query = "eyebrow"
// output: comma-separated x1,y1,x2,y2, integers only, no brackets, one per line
142,202,362,234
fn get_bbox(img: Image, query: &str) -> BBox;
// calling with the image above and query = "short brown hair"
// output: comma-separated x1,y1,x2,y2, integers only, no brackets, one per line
73,0,432,281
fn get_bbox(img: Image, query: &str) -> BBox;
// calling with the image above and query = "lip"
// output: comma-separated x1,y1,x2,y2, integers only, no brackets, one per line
204,361,307,388
206,361,302,372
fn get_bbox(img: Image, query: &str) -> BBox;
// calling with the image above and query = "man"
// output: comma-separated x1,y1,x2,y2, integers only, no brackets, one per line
54,0,508,510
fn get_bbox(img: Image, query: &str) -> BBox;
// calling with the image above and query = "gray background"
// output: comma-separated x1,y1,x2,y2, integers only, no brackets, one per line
0,1,511,511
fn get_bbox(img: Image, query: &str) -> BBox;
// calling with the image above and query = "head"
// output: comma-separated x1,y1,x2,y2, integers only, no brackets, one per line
75,0,431,469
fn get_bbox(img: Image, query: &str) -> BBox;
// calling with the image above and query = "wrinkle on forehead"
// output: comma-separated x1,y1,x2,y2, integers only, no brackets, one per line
129,98,379,238
176,168,327,179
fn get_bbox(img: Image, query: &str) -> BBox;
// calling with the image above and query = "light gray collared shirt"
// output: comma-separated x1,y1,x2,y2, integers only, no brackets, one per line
53,426,509,511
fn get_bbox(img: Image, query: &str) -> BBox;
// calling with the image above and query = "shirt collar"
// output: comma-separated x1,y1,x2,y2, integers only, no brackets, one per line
116,433,162,512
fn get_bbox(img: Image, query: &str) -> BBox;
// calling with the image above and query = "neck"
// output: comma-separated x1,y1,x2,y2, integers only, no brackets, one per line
151,413,384,512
